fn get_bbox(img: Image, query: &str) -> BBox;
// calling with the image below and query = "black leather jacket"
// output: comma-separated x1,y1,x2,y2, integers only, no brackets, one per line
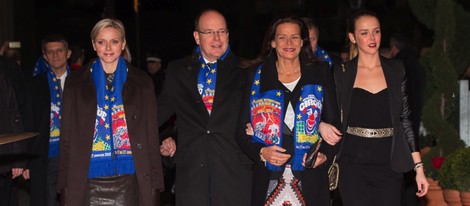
334,56,417,172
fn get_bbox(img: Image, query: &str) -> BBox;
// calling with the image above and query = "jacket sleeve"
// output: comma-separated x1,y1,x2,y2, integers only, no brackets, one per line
57,75,74,192
400,73,420,152
318,63,342,165
236,67,265,166
157,62,176,128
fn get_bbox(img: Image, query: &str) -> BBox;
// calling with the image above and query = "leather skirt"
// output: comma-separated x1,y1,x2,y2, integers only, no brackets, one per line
82,174,139,206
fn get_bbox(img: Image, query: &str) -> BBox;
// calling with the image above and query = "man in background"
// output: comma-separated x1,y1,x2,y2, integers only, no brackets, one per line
23,34,71,206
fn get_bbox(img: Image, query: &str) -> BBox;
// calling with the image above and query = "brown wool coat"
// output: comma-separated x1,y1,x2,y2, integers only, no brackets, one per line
58,60,164,206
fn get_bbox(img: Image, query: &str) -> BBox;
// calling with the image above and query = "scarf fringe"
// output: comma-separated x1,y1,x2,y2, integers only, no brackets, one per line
292,152,306,171
48,143,60,158
88,158,135,178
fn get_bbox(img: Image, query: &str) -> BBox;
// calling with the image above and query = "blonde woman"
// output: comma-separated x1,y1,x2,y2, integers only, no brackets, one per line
58,18,164,206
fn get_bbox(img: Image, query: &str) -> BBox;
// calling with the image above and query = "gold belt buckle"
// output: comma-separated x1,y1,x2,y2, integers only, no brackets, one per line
346,127,393,138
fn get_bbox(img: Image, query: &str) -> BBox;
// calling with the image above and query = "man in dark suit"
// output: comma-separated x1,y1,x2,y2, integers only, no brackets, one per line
23,34,71,206
158,9,252,206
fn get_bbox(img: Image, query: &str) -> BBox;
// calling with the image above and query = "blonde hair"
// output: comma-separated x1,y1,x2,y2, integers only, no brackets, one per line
90,18,126,42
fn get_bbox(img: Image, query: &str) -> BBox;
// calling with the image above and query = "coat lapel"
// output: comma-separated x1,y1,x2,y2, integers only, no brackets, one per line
78,69,99,139
341,58,358,131
381,56,400,126
188,52,211,118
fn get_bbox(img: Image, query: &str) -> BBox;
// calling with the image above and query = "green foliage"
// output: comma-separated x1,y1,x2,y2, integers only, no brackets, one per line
422,146,441,179
453,147,470,191
449,3,470,76
409,0,468,179
409,0,437,29
438,149,458,189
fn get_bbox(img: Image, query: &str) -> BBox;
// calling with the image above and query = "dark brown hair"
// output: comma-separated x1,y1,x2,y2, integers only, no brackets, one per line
241,15,316,68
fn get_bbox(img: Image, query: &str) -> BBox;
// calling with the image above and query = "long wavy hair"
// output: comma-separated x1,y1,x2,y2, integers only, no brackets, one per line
241,15,317,68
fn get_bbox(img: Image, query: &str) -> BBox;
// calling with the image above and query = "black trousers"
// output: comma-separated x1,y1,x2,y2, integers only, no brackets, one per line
401,170,419,206
47,157,59,206
0,171,18,206
339,163,403,206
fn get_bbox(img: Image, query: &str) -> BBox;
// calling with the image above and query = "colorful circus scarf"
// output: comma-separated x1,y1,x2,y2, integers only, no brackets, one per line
33,56,49,76
315,46,333,68
196,46,230,114
47,63,70,158
250,65,323,171
89,57,135,178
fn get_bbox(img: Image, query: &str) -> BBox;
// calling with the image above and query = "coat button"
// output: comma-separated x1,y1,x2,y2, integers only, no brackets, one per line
196,100,201,103
133,115,137,119
143,173,149,177
290,133,294,137
200,163,204,167
137,144,142,149
206,130,211,134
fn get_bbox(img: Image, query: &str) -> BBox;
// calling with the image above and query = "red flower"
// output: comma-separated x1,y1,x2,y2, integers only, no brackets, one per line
431,156,446,170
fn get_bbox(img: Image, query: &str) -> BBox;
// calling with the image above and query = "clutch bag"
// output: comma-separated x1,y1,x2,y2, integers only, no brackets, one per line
304,138,322,169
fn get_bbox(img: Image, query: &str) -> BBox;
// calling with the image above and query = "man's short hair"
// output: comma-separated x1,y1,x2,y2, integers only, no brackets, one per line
389,32,408,50
41,34,69,53
194,9,224,31
146,53,161,62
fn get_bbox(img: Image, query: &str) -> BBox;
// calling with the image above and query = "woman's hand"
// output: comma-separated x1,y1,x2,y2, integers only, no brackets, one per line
160,137,176,157
261,146,291,166
319,122,342,145
415,168,429,197
22,169,30,180
246,123,254,136
302,152,327,168
11,168,24,179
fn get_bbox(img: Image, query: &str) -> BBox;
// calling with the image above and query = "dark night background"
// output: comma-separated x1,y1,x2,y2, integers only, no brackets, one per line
1,0,469,71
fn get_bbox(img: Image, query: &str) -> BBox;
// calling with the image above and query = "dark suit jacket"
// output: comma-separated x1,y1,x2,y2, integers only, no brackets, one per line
23,72,56,206
158,50,252,206
334,56,417,172
57,60,164,206
236,54,341,206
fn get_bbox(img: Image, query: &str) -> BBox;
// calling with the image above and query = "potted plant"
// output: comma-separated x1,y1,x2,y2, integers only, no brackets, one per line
453,147,470,205
438,149,461,206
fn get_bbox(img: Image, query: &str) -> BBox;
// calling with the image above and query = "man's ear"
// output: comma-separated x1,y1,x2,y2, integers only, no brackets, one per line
193,31,201,45
67,49,72,59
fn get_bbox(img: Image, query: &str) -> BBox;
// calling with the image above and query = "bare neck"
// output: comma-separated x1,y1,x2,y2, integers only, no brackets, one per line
276,58,301,74
51,67,67,77
358,53,381,69
101,60,118,74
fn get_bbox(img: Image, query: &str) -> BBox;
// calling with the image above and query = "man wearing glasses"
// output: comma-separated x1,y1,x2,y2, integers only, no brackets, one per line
158,9,252,206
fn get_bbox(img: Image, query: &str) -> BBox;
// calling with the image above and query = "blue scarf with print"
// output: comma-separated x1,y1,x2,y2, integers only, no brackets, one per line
315,46,333,68
250,65,323,171
196,46,230,114
88,57,135,178
47,64,70,158
33,56,49,77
